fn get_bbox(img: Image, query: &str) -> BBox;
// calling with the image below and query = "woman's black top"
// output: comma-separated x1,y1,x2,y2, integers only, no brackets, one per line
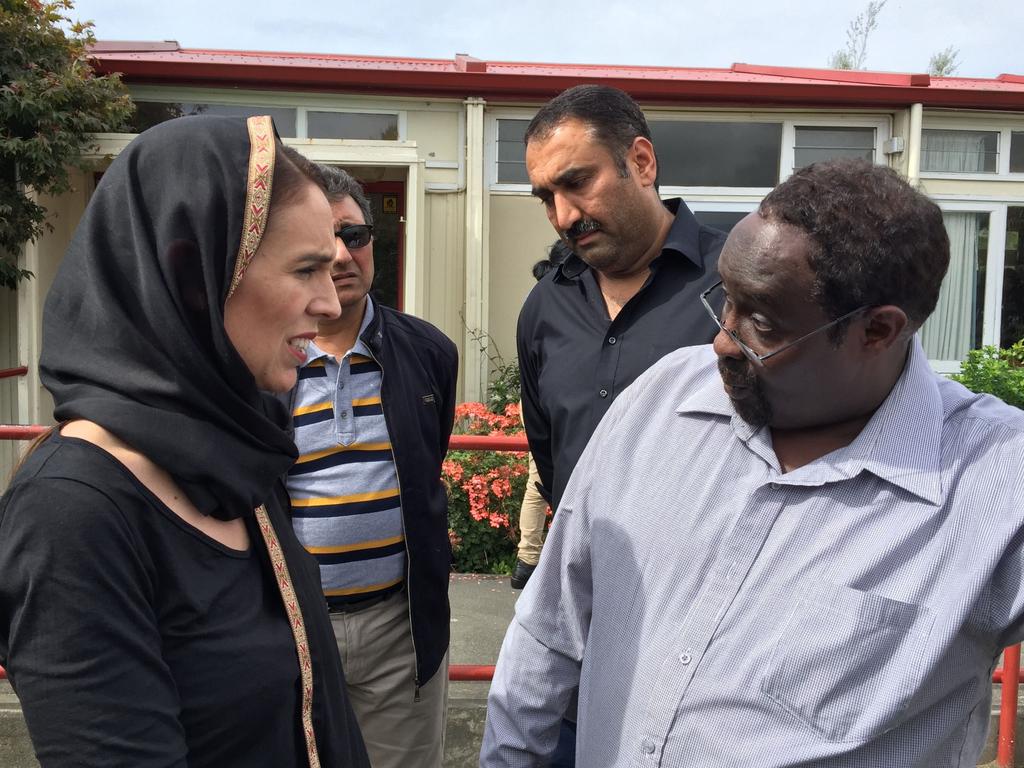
0,433,364,766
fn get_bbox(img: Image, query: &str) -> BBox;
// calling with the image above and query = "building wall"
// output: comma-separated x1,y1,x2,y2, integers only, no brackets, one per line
486,195,553,376
423,190,468,401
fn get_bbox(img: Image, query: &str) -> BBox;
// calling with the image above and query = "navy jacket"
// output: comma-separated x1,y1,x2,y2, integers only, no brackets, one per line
361,304,458,687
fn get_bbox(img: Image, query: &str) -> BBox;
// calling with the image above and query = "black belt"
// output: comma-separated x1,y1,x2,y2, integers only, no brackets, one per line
326,587,401,614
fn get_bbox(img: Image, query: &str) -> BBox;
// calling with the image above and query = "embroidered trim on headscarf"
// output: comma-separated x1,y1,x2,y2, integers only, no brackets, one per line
228,115,275,299
254,504,321,768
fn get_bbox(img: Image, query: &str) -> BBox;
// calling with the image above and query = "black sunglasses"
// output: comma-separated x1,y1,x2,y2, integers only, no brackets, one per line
335,224,374,250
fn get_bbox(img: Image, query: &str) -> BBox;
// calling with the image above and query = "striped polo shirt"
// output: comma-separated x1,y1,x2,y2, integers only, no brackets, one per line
286,299,405,606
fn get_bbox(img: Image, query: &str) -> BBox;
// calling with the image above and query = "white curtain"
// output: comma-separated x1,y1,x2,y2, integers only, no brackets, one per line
921,131,990,173
920,213,983,361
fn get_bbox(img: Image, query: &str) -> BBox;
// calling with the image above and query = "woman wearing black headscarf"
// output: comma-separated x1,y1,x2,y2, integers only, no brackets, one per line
0,115,371,768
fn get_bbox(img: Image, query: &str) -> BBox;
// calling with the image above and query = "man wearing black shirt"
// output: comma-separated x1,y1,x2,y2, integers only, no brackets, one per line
513,85,725,589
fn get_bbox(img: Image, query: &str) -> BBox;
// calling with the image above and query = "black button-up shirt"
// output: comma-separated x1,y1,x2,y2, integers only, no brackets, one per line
517,199,725,508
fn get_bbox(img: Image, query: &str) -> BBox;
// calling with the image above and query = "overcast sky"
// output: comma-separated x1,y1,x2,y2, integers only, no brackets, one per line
71,0,1021,79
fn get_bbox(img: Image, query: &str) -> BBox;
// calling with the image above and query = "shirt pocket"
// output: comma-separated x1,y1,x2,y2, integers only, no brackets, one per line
759,580,935,743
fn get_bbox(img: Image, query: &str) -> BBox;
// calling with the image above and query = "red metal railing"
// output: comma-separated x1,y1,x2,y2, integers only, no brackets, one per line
0,367,28,380
2,424,1020,766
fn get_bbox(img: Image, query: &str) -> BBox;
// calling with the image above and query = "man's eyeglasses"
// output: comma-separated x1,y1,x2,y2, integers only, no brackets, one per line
335,224,374,250
699,280,871,367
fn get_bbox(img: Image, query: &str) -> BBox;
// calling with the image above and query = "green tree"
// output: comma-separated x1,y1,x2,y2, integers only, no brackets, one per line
928,46,961,77
828,0,888,70
0,0,133,288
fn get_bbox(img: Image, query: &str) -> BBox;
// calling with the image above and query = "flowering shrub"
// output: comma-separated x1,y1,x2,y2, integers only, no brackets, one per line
445,402,529,573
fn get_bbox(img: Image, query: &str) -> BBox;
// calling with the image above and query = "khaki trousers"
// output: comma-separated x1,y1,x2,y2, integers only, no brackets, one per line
516,452,549,566
331,590,448,768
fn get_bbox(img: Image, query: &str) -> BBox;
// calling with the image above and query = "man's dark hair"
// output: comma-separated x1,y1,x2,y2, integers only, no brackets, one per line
531,239,573,281
312,163,374,227
524,85,652,178
759,159,949,338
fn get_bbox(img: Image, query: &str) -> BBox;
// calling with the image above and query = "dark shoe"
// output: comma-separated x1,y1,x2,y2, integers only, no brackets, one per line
510,560,536,589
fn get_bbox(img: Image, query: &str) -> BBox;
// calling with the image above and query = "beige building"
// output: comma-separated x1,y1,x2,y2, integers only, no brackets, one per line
2,44,1023,477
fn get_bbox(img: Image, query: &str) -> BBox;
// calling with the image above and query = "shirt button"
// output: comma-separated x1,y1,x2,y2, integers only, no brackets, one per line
599,389,608,398
770,482,781,490
608,336,617,344
642,739,656,754
339,410,349,418
679,652,692,665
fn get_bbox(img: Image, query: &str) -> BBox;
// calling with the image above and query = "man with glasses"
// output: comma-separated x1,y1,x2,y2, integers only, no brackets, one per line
511,84,724,591
482,159,1024,767
285,165,458,768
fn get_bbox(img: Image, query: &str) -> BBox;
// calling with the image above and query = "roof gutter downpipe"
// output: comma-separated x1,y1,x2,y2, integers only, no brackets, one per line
907,103,924,187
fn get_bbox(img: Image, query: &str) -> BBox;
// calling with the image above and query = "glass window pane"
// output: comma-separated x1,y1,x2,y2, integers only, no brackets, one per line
794,127,875,169
496,162,530,184
921,129,998,173
129,102,297,136
796,127,875,149
498,119,528,143
1002,206,1024,347
919,212,990,361
497,119,530,184
307,112,398,140
650,122,782,187
1011,133,1024,173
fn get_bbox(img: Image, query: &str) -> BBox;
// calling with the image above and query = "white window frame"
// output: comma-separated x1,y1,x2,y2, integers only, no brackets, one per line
782,118,889,178
920,115,1024,181
486,111,533,193
924,199,1014,374
301,106,406,142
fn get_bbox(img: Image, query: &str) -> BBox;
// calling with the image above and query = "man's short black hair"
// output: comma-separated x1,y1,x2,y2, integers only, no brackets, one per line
524,85,652,178
759,159,949,338
314,164,373,227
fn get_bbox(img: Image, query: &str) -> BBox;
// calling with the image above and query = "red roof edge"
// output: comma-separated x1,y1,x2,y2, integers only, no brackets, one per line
90,40,181,53
998,74,1024,84
732,63,931,88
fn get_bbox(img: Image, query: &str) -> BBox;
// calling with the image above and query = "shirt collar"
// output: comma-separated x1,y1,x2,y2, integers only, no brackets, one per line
555,198,704,281
676,338,944,504
303,295,376,365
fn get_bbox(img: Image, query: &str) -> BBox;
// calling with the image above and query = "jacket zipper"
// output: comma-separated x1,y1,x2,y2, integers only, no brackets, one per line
366,344,422,702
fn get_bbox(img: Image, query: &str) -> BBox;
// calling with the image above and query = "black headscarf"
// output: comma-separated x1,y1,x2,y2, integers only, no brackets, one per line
38,115,370,767
40,115,294,521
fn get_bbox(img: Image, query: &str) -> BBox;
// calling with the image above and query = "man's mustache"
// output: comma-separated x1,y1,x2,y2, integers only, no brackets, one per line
563,219,601,241
717,358,756,390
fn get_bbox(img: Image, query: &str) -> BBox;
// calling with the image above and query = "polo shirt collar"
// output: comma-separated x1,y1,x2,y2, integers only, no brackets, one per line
555,198,704,281
302,296,376,366
676,338,943,504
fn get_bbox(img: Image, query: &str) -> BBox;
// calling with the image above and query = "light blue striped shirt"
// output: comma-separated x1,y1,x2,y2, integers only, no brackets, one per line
287,298,406,604
482,339,1024,767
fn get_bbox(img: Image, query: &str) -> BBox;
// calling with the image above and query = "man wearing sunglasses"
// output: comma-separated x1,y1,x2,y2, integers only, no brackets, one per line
483,159,1024,767
284,165,458,768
